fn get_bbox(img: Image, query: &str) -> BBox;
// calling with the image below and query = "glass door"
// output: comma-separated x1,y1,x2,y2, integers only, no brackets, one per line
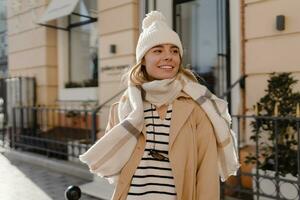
174,0,230,100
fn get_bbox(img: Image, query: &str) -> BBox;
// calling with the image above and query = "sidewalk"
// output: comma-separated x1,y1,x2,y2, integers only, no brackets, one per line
0,148,242,200
0,148,103,200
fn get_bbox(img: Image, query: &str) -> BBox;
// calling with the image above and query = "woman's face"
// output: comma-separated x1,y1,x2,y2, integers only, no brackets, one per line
143,44,181,80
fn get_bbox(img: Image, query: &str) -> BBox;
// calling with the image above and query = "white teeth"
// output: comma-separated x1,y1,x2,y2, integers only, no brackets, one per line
159,66,173,69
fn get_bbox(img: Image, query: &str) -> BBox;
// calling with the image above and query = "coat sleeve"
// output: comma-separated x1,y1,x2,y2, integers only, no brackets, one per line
195,108,220,200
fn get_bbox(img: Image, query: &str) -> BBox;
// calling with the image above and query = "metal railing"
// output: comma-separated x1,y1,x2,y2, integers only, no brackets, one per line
222,115,300,200
6,105,99,161
220,74,247,99
0,88,125,160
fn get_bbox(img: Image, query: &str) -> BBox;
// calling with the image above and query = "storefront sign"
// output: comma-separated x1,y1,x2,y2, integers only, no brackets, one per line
101,65,129,75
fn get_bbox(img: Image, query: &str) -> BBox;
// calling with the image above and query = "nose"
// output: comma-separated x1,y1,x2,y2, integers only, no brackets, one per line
163,51,173,61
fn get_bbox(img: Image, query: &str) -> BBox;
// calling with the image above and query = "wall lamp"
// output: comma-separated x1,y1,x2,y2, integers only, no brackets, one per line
110,44,117,54
276,15,285,31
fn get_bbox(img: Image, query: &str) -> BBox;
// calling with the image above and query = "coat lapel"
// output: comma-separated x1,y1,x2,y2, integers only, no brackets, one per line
141,125,146,137
169,98,195,150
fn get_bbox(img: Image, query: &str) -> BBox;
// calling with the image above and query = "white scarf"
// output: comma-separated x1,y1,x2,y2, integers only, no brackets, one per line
142,77,181,107
79,73,240,184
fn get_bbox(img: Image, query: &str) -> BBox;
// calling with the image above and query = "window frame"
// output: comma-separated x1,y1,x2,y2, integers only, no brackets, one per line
56,1,99,101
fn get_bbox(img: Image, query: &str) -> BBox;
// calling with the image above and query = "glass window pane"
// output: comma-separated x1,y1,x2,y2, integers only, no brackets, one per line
69,0,98,87
175,0,229,96
0,0,8,77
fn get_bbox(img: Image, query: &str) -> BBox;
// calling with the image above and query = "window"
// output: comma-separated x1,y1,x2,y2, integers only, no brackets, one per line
67,0,98,88
0,0,8,78
174,0,230,98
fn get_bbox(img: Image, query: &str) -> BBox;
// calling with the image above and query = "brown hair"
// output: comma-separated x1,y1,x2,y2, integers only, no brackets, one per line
122,61,198,86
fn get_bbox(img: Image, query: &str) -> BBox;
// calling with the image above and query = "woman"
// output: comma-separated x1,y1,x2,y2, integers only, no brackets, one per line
80,11,239,200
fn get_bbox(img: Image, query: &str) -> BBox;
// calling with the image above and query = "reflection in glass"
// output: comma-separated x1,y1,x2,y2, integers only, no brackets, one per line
69,0,98,87
175,0,229,97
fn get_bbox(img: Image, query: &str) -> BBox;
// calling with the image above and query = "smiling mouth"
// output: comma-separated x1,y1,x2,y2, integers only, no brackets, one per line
159,65,174,69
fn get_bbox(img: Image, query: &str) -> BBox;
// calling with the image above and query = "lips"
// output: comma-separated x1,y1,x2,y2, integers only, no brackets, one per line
159,65,174,69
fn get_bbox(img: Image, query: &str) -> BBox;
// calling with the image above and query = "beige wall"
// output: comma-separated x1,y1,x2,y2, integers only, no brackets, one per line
6,0,139,134
98,0,139,135
9,0,300,136
7,0,58,106
244,0,300,114
242,0,300,144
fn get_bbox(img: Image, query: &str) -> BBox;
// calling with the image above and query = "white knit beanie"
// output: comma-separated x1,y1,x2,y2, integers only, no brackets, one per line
136,11,183,63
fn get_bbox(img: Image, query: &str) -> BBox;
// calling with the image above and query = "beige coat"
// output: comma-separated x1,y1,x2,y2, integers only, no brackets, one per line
106,92,219,200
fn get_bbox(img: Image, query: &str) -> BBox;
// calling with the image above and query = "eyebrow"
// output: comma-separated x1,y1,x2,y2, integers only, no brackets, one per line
152,45,179,49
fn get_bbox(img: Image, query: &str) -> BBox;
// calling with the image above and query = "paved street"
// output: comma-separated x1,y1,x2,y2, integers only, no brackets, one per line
0,150,101,200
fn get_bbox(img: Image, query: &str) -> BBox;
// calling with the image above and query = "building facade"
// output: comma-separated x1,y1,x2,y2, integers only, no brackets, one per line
0,0,8,78
5,0,300,141
3,0,300,198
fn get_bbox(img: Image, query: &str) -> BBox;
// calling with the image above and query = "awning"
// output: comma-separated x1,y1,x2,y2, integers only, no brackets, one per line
38,0,97,31
38,0,80,24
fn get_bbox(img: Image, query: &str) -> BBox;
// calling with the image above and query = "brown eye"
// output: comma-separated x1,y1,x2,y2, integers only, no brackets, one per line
172,49,179,54
153,49,162,53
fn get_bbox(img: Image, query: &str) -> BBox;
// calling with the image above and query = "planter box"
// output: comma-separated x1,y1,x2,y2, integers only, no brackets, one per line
252,169,298,200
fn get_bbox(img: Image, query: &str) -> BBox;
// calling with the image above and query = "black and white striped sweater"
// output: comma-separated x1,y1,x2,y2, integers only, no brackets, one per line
126,103,177,200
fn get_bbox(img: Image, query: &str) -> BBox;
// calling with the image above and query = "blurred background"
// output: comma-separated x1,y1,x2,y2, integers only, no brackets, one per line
0,0,299,199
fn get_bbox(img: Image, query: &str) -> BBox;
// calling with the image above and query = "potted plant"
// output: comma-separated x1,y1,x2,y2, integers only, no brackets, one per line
65,79,98,88
65,81,83,88
82,78,98,87
245,73,300,200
